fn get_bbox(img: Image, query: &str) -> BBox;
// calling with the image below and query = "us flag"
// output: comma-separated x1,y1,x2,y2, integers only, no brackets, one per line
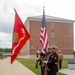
40,7,49,54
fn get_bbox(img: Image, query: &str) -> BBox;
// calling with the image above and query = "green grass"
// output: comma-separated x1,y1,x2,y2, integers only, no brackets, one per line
57,72,66,75
0,57,4,59
62,59,68,68
0,52,4,59
0,56,5,59
17,58,67,75
17,58,41,75
62,58,75,68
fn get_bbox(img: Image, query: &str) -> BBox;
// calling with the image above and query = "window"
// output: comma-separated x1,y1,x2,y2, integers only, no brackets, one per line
51,32,55,37
51,22,54,28
51,42,55,46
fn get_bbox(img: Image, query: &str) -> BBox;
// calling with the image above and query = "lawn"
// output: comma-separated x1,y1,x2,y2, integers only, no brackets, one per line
0,52,4,59
17,58,68,75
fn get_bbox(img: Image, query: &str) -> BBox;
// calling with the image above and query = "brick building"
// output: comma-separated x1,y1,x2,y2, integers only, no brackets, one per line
20,15,74,58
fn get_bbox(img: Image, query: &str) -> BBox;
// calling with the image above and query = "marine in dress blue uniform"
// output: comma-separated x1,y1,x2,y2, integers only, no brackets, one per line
47,47,58,75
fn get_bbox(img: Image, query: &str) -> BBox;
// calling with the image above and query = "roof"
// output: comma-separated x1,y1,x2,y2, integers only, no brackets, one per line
26,15,75,23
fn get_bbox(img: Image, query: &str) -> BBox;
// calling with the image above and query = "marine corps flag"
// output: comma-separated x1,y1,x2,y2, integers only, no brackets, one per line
11,9,30,64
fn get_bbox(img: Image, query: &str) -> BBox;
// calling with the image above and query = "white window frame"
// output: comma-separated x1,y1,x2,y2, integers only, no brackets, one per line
51,42,55,46
51,22,54,28
51,32,55,38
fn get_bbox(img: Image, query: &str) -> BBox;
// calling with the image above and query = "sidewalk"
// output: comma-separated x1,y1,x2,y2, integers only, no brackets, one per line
59,69,75,75
0,58,75,75
0,58,36,75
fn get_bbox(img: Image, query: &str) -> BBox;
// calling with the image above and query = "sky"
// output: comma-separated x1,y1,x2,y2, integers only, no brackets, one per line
0,0,75,49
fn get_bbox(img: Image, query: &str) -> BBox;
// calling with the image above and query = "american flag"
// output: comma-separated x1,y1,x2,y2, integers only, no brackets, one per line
40,8,49,54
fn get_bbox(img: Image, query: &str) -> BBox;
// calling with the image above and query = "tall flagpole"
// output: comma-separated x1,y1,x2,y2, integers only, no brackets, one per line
30,38,37,49
25,23,37,50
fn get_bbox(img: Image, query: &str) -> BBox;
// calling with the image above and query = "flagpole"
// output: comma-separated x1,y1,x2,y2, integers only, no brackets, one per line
30,38,37,49
25,24,37,50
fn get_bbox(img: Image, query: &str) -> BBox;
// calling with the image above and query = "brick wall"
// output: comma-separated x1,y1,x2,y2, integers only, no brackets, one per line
29,20,74,55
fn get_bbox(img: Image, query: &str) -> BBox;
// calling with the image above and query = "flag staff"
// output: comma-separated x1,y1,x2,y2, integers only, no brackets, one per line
25,24,37,50
30,38,37,49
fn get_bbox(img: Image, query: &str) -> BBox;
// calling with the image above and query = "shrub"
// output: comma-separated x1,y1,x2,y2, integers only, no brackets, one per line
0,52,4,59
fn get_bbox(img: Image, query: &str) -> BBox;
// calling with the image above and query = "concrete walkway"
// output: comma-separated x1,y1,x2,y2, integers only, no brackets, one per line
59,69,75,75
0,58,75,75
0,58,36,75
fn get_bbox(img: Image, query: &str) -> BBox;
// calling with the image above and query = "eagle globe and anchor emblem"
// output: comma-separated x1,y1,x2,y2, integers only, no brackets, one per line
12,28,26,56
13,32,19,43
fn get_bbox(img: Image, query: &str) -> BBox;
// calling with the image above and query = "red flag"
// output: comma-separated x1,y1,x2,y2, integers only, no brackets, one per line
11,9,30,64
40,7,49,54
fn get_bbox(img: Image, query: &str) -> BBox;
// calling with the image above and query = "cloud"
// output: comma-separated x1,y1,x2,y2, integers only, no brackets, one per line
0,22,13,34
0,32,12,48
0,0,75,48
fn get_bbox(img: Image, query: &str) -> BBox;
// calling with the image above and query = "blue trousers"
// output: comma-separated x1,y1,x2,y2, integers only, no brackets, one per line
41,66,44,75
50,74,56,75
48,71,56,75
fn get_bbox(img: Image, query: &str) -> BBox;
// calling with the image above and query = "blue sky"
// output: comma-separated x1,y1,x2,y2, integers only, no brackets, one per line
0,0,75,50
